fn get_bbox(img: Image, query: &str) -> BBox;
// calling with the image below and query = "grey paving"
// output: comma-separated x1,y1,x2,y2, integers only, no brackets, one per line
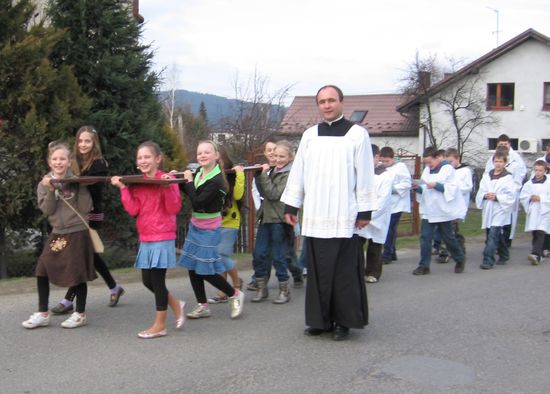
1,237,550,393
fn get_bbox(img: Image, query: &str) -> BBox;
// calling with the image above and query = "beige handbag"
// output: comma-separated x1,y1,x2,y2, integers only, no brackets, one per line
87,228,105,254
58,192,104,253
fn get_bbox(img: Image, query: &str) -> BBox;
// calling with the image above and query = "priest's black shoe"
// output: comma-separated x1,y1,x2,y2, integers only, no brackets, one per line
332,325,350,341
304,326,331,336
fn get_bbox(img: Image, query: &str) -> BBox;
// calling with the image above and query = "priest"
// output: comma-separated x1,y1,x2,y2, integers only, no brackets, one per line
282,85,378,341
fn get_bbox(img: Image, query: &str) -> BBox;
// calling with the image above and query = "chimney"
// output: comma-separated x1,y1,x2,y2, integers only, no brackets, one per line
133,0,144,23
418,71,431,89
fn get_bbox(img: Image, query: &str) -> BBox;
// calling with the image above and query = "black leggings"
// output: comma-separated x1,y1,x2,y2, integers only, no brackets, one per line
188,270,235,304
141,269,169,311
38,276,87,313
64,253,116,301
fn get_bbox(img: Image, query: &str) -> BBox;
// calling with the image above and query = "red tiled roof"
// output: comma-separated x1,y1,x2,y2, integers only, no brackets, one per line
279,93,417,135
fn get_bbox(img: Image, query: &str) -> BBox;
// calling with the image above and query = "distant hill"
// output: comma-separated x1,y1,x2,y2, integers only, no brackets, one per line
157,89,287,126
158,89,236,124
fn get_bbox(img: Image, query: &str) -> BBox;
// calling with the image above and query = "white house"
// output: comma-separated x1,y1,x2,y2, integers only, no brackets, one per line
398,28,550,169
26,0,144,24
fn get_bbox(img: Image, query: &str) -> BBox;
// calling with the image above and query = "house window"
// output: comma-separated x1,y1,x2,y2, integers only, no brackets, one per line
487,83,514,110
349,110,367,124
488,138,518,150
543,82,550,110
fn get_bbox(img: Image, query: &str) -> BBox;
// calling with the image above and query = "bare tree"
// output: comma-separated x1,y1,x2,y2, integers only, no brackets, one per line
399,51,443,148
437,73,499,163
158,63,210,159
400,52,499,163
219,68,293,160
162,62,179,130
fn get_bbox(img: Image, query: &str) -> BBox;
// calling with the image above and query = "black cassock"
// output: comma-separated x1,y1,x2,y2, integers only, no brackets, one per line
305,235,368,330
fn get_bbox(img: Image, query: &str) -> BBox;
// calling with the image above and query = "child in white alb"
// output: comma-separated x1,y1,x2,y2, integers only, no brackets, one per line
476,151,518,269
519,160,550,265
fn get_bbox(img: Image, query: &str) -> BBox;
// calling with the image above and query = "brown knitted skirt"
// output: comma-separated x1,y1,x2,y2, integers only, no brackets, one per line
36,230,97,287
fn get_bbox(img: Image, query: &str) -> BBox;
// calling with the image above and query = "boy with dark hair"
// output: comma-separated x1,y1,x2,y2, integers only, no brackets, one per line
356,145,395,283
434,148,473,262
476,151,518,269
484,134,527,246
412,147,466,275
519,160,550,265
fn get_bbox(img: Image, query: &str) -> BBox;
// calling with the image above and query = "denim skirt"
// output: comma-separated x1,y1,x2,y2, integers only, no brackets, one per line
135,240,177,269
178,224,226,275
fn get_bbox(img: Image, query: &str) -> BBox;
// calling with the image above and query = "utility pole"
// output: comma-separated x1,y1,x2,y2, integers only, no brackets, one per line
486,6,501,47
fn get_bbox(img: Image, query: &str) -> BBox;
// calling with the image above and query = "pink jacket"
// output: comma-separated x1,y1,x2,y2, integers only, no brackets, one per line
120,170,182,242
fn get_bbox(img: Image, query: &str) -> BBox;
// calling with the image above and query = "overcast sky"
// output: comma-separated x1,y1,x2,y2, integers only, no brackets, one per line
138,0,550,101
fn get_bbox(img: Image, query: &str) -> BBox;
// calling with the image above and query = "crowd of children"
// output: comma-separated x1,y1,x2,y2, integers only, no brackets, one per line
411,134,549,275
21,128,550,338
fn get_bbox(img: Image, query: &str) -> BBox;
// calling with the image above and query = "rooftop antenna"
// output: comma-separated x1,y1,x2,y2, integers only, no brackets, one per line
486,6,501,47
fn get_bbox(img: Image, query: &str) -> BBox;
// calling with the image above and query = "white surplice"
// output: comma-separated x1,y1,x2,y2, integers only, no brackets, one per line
386,161,412,214
519,177,550,233
475,172,518,229
355,169,395,243
416,163,465,223
281,124,378,238
484,148,527,239
455,165,473,220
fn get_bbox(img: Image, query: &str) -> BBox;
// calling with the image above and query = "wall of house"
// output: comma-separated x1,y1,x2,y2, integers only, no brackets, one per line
24,0,48,26
419,39,550,170
26,0,139,26
370,135,418,156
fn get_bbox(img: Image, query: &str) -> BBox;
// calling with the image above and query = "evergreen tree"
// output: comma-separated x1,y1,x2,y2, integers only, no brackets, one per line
175,107,210,162
47,0,186,244
47,0,171,176
199,101,208,124
0,0,90,277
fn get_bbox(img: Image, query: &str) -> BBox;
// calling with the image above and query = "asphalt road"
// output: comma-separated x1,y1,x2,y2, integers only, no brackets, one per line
1,237,550,394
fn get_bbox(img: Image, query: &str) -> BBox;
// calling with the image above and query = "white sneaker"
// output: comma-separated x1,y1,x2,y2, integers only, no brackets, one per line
22,312,50,329
365,276,378,283
186,304,211,319
61,312,87,328
229,290,245,319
